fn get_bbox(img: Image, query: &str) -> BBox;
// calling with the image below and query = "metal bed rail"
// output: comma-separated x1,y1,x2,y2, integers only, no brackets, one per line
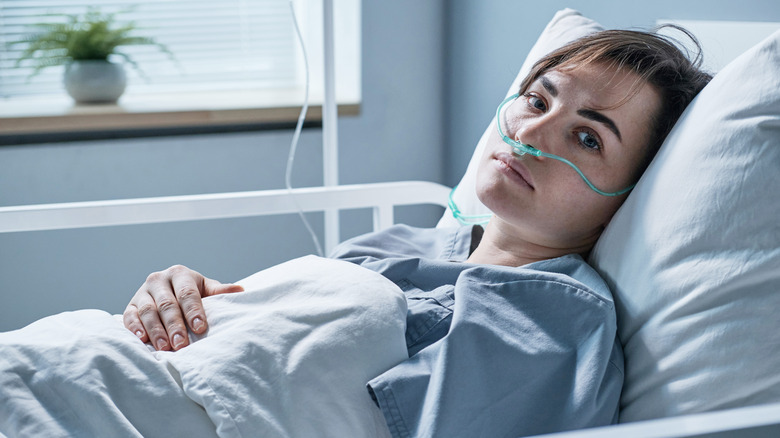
0,181,451,235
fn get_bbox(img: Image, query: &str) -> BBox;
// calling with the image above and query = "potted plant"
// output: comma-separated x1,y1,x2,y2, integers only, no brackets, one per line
12,8,174,104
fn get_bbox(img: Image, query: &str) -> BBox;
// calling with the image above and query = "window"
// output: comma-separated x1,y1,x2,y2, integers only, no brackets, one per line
0,0,361,136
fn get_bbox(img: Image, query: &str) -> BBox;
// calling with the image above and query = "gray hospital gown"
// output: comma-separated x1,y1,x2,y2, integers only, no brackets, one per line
330,224,623,438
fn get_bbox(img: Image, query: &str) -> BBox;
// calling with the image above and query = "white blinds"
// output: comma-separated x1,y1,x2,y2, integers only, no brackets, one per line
0,0,299,98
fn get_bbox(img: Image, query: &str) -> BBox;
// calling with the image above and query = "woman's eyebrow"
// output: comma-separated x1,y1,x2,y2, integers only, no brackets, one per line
539,74,622,141
577,109,622,141
540,76,558,96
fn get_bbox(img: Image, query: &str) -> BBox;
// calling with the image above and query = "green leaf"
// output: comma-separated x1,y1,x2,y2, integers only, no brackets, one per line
11,7,177,78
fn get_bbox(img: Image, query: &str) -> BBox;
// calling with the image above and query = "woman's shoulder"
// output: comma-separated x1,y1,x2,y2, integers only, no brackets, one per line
331,224,474,262
526,254,611,297
462,254,615,311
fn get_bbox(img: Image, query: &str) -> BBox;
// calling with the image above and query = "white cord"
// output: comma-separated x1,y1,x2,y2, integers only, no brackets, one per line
286,0,324,257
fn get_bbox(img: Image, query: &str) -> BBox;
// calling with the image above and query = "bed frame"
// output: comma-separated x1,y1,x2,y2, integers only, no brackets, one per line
0,181,451,236
1,180,778,437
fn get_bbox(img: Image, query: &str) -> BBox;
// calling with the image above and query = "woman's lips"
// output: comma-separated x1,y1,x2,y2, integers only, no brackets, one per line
493,151,535,189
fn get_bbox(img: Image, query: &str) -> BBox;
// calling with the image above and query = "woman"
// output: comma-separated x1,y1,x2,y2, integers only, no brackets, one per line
123,28,711,437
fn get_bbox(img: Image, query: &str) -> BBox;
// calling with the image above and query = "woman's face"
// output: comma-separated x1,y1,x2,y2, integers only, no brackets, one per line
475,62,661,251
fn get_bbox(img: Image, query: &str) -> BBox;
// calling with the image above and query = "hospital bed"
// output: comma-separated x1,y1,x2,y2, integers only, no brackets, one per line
1,180,779,437
2,7,780,438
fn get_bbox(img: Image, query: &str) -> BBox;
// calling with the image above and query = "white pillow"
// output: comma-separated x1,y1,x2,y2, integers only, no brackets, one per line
437,9,603,227
438,8,780,423
589,30,780,422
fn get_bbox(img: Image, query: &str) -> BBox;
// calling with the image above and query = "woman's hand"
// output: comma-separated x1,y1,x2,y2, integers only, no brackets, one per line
123,265,244,351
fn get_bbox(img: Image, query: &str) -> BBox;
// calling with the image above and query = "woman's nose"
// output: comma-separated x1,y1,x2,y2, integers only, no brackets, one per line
513,116,549,151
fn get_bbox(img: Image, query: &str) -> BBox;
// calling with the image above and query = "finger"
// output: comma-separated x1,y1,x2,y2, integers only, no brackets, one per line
203,278,244,297
177,277,245,334
122,303,148,343
135,286,172,351
186,278,245,334
151,271,194,351
167,271,208,340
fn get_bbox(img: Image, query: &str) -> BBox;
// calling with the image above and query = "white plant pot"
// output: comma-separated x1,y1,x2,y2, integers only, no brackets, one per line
64,60,127,104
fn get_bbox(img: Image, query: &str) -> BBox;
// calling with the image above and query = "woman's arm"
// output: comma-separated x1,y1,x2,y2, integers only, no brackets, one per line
122,265,243,351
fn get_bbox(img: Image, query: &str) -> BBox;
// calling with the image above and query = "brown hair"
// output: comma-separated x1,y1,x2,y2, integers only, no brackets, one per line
519,26,713,175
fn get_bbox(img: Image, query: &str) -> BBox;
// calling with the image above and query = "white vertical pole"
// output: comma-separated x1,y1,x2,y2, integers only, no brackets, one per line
322,0,339,255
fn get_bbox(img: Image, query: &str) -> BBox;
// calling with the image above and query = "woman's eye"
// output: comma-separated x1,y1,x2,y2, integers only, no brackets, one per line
577,131,601,150
524,93,546,111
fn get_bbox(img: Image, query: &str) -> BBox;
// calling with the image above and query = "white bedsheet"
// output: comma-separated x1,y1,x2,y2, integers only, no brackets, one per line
0,255,408,438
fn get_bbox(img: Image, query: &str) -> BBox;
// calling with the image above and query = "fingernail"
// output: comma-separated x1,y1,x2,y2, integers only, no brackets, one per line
135,330,144,339
156,339,168,351
172,334,185,349
192,317,204,332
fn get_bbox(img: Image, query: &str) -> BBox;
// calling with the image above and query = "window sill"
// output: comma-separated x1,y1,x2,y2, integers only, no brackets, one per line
0,88,360,141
